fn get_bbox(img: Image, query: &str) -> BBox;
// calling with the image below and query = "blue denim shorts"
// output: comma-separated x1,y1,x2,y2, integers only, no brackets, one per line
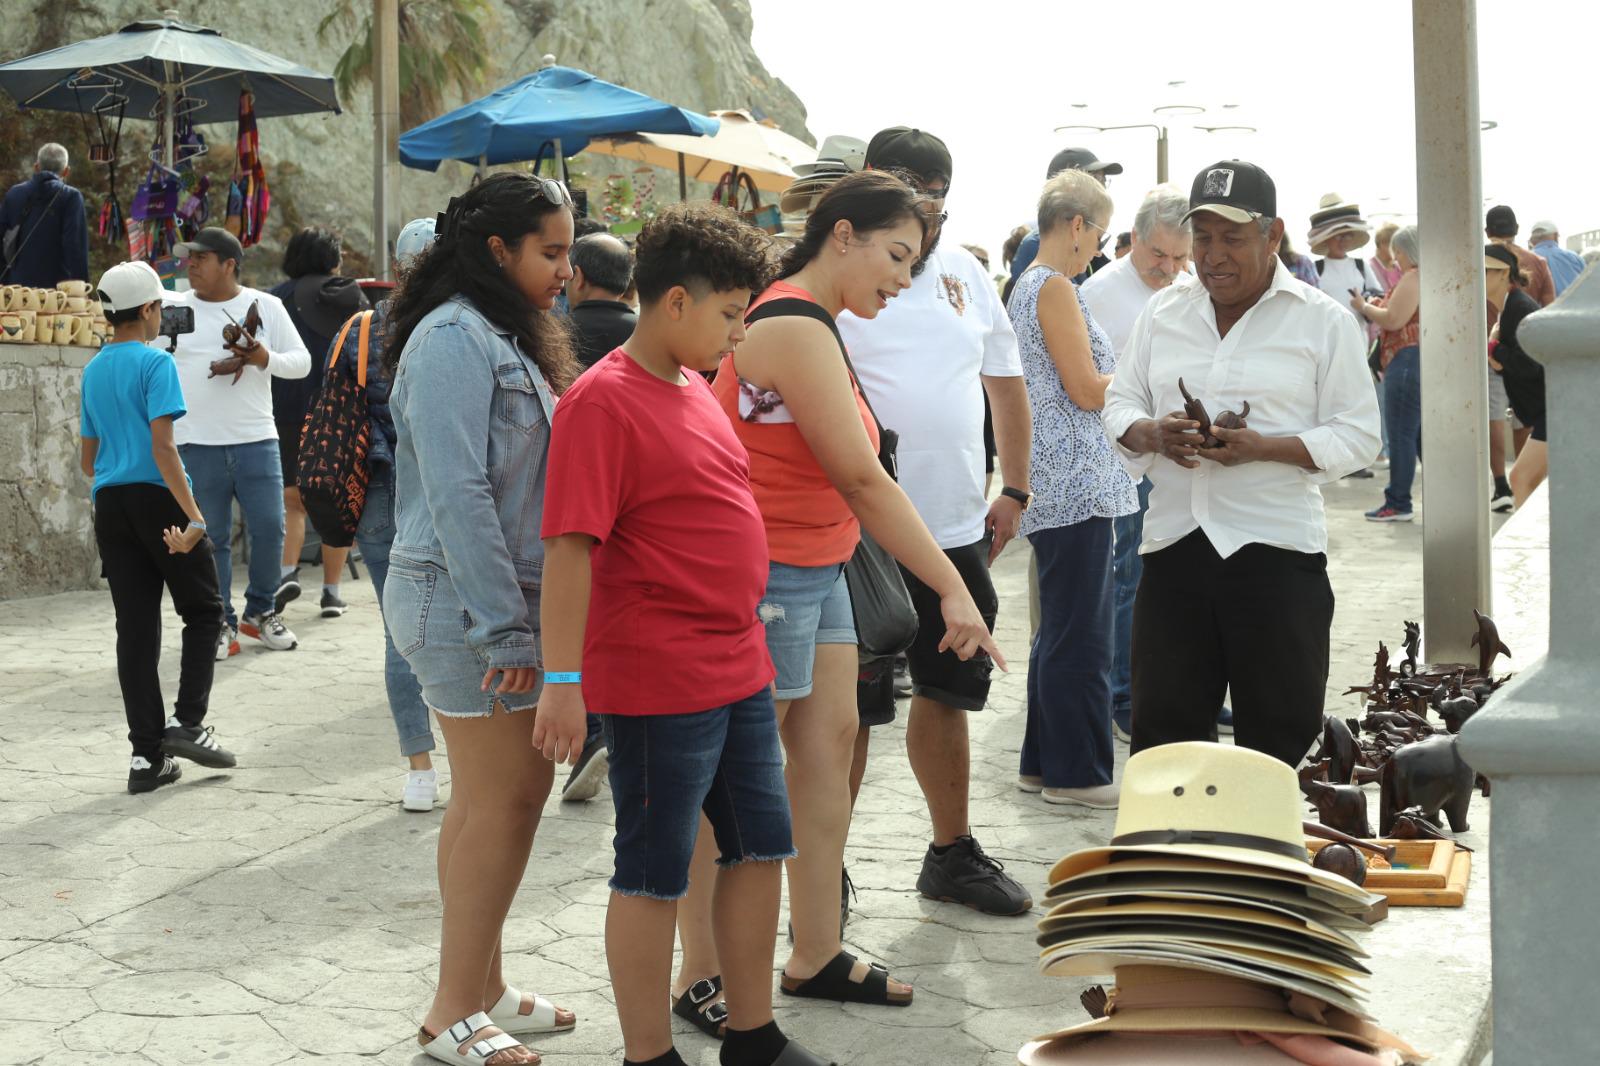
381,557,541,717
759,562,856,700
603,688,795,900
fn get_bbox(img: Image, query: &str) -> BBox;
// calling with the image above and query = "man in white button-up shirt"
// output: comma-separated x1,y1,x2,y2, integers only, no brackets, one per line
1102,160,1380,767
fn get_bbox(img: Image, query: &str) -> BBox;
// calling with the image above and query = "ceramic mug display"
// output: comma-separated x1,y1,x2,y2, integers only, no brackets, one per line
57,280,93,298
52,314,74,344
0,312,22,342
35,313,54,341
0,286,16,311
64,296,87,313
73,314,95,345
15,308,36,342
17,288,41,311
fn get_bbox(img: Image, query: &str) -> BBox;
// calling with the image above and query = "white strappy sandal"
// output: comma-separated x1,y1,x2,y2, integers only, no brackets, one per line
419,1011,531,1065
487,984,576,1035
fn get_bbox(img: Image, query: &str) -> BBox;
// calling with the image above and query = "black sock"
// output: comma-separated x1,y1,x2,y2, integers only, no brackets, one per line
721,1020,787,1066
625,1050,688,1066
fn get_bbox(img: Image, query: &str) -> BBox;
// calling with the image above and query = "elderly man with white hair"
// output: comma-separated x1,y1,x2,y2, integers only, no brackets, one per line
0,143,89,286
1080,184,1194,742
1528,219,1587,296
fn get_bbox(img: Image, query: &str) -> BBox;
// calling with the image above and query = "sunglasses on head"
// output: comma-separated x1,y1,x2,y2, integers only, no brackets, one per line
533,176,572,207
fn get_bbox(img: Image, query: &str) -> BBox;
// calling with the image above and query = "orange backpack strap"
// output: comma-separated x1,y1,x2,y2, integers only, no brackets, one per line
327,312,359,372
355,310,373,386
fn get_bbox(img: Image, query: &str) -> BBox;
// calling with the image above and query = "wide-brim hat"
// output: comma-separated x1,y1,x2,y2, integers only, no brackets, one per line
1041,896,1369,958
1308,193,1371,254
1016,965,1422,1064
1043,857,1369,928
793,133,866,175
780,170,849,215
1045,743,1382,909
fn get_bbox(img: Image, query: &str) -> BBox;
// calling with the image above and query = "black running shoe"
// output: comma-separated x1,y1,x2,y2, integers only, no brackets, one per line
274,569,302,614
128,755,182,794
163,722,237,768
319,589,348,618
560,733,608,802
916,835,1032,915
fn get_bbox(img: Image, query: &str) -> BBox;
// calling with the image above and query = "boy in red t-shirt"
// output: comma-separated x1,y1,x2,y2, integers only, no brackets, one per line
537,205,832,1066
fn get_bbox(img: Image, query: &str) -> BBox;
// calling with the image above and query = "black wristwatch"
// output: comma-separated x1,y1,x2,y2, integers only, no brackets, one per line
1001,486,1033,511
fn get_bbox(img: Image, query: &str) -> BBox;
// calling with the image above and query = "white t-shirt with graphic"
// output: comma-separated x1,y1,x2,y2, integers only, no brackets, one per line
838,243,1023,549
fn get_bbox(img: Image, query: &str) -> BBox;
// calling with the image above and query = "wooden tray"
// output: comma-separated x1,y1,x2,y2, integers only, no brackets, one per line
1307,838,1471,907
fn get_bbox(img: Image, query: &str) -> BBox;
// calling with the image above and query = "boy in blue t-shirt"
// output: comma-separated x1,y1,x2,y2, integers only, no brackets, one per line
81,261,237,793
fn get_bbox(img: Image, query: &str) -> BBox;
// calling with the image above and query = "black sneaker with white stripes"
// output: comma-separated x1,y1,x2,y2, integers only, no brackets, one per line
163,720,238,768
128,754,182,794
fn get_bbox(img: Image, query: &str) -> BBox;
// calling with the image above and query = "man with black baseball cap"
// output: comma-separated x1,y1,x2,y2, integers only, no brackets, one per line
1006,147,1123,295
838,126,1036,917
1102,160,1380,769
167,226,311,658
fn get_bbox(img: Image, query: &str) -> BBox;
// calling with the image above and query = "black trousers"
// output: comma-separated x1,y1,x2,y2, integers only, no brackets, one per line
1129,530,1334,767
93,484,223,762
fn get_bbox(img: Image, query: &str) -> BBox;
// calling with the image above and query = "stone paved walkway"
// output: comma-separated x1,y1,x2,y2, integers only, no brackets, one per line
0,476,1497,1065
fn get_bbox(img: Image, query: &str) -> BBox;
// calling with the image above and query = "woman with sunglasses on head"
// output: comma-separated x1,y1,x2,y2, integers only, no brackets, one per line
383,172,579,1066
1009,166,1139,811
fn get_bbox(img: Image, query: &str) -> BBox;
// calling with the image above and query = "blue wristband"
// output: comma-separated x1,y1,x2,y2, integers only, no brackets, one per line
544,671,581,685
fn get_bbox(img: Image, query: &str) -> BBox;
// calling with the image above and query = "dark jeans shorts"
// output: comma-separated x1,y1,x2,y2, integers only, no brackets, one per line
896,535,999,714
603,688,795,900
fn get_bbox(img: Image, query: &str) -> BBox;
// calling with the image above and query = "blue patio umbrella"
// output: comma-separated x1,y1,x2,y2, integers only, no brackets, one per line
0,12,340,166
399,60,718,173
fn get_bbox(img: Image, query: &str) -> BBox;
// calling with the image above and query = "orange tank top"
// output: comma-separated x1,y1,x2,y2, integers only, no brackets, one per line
712,281,880,567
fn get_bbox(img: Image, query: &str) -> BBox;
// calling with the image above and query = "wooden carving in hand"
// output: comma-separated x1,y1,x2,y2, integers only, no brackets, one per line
1177,378,1249,448
210,300,263,384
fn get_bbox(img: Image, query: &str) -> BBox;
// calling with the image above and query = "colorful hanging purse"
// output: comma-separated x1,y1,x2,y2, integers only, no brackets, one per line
130,164,180,220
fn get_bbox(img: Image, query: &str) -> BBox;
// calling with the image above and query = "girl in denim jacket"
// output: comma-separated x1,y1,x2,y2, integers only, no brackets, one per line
383,173,580,1066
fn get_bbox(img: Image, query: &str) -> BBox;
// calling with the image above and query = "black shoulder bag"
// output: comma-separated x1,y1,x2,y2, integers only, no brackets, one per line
745,298,919,657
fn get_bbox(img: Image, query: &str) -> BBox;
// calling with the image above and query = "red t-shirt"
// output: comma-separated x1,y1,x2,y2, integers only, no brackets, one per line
542,349,775,715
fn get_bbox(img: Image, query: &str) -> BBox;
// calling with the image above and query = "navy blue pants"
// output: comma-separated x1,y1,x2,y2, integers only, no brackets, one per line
1110,476,1152,722
1382,345,1422,513
1021,517,1115,788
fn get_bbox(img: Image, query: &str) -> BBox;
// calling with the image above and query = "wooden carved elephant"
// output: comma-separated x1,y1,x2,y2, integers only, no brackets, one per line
1379,734,1474,836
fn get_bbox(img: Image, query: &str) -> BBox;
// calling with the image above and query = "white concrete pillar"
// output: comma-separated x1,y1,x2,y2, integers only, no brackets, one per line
371,0,401,279
1411,0,1492,663
1459,264,1600,1066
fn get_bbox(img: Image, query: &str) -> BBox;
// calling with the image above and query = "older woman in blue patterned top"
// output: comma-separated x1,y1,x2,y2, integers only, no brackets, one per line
1009,168,1139,809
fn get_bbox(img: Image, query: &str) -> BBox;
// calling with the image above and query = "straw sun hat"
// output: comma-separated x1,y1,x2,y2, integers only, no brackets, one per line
1307,192,1372,256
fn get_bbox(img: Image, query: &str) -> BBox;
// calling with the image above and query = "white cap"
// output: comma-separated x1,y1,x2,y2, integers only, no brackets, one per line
1530,219,1559,238
396,217,437,263
97,261,165,313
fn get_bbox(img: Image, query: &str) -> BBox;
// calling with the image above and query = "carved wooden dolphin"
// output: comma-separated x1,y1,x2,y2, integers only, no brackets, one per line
1470,608,1512,678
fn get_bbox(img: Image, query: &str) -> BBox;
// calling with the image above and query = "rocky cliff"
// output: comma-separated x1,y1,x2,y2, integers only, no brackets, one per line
0,0,808,280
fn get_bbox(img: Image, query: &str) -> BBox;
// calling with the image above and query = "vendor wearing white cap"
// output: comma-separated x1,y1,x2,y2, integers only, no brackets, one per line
1103,160,1381,768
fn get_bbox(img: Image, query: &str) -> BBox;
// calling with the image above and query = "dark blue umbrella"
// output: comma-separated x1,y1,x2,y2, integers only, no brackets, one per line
0,12,339,162
399,61,718,172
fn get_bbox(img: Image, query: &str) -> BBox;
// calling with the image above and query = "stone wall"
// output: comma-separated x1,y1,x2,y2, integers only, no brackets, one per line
0,343,97,599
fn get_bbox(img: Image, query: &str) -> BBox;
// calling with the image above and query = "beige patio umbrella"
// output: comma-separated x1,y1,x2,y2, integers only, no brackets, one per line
585,109,817,201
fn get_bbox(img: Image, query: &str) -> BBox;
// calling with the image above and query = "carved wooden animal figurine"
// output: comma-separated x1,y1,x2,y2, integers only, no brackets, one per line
210,299,263,384
1312,843,1367,887
1435,695,1482,733
1391,806,1474,852
1297,759,1330,788
1211,400,1251,433
1304,780,1373,838
1470,608,1512,679
1400,621,1421,676
1177,378,1215,443
1379,734,1475,836
1315,716,1358,785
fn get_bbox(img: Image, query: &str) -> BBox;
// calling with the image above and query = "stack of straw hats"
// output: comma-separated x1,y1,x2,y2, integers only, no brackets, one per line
1019,743,1422,1065
1307,193,1372,256
778,134,866,227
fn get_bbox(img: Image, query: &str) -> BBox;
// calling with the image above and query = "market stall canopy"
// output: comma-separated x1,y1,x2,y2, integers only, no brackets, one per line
398,63,719,172
0,12,340,124
587,110,818,195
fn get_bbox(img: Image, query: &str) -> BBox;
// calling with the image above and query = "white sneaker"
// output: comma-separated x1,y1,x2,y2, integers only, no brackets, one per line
240,612,297,650
215,625,239,661
1017,774,1043,793
402,769,438,812
1043,783,1121,809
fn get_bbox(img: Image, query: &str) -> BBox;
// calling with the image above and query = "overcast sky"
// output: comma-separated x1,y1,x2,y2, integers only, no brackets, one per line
749,0,1598,261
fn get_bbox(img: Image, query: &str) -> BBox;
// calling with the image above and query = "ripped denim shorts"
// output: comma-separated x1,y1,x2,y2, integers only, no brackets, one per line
759,561,856,701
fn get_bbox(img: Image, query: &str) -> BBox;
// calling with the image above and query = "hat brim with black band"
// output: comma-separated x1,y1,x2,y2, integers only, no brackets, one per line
1181,161,1277,226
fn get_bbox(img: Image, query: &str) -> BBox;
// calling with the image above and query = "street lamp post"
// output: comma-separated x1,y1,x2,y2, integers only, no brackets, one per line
1055,122,1171,183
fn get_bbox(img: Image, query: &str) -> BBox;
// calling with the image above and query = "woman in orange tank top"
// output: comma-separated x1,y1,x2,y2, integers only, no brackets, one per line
669,173,1003,1020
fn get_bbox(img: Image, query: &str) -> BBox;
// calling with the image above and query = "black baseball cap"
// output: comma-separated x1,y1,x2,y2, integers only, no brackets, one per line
173,226,245,266
1485,205,1518,236
1047,147,1123,179
1182,160,1277,224
864,127,953,190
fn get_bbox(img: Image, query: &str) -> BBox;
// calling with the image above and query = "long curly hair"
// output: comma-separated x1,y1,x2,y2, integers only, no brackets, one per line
384,173,579,391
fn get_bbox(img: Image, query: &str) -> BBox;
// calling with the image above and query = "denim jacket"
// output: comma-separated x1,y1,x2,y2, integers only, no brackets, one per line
389,296,557,669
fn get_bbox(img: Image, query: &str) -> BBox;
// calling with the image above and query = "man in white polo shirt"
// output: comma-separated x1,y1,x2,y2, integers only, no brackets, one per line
167,227,311,657
839,127,1036,916
1080,184,1193,744
1103,161,1380,767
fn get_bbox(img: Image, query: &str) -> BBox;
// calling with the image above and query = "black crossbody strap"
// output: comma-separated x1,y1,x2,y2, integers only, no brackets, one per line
744,296,886,437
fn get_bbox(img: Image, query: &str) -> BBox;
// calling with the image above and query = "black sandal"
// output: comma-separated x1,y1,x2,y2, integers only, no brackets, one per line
779,950,912,1006
672,975,727,1038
